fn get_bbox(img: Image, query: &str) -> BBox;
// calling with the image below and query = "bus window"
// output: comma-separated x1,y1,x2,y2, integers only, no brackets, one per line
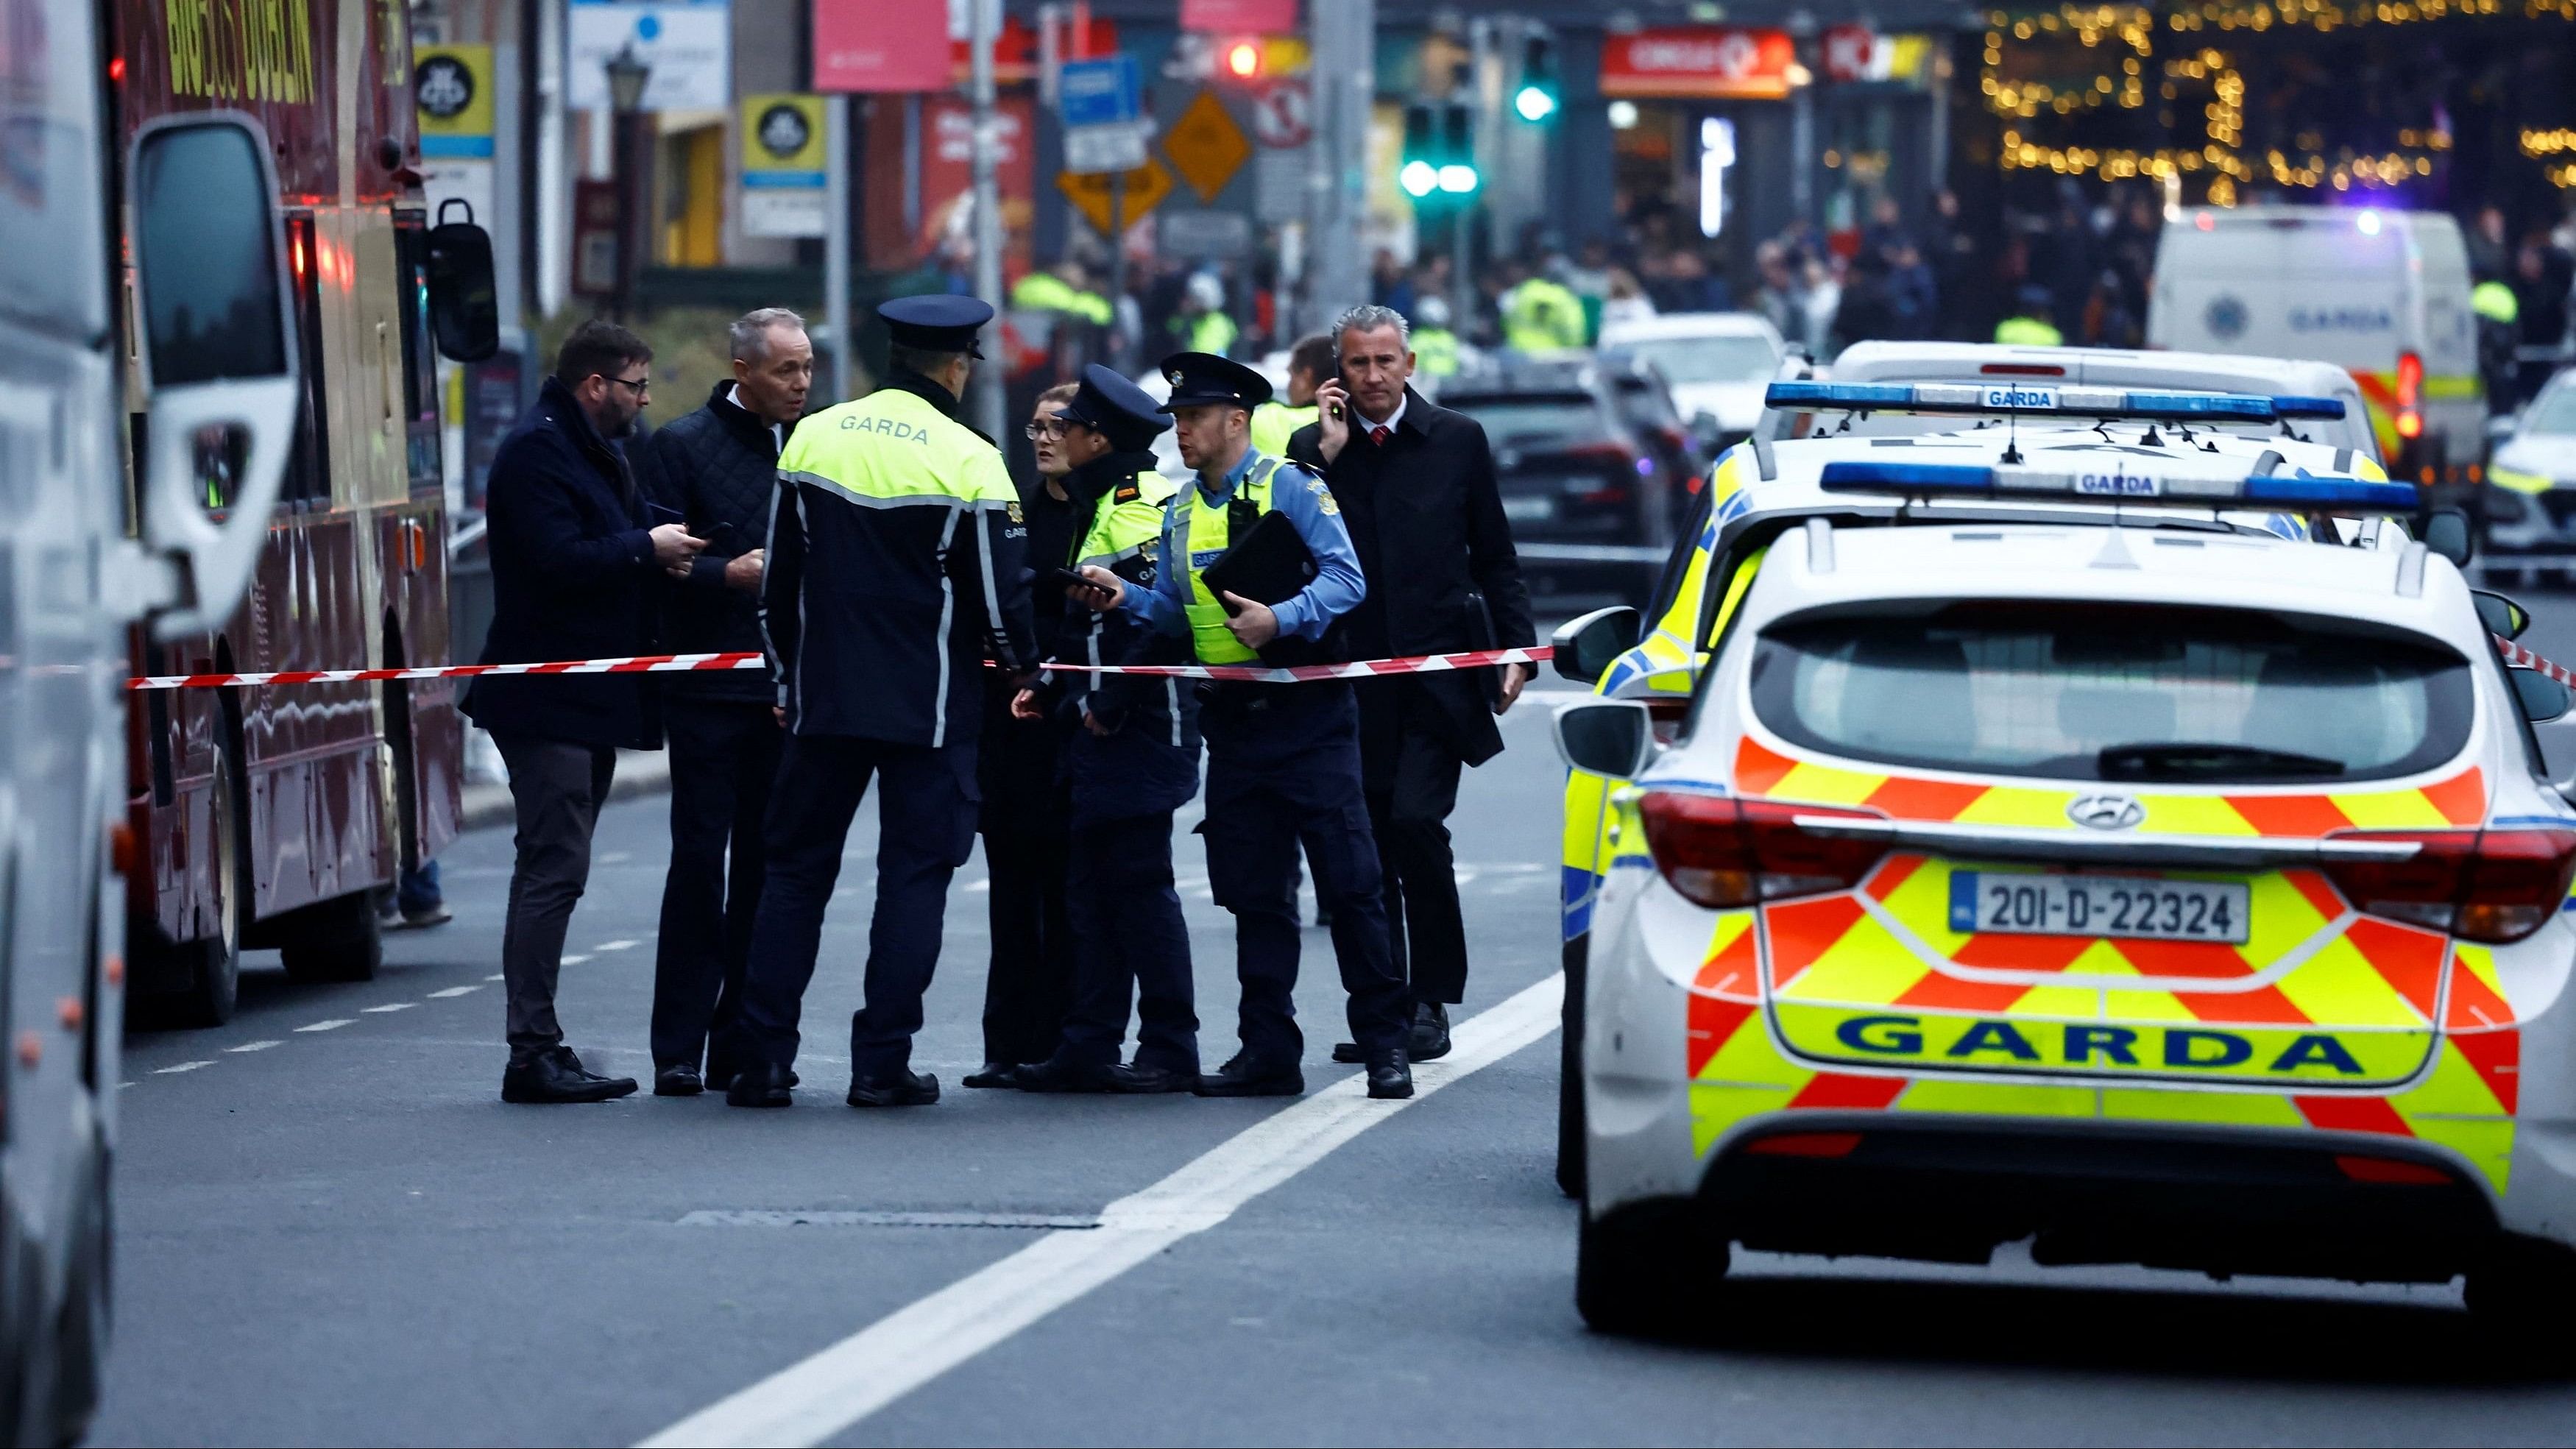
283,216,330,508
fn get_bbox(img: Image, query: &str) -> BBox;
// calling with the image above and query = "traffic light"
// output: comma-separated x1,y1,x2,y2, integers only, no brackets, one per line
1222,38,1262,80
1401,102,1477,199
1514,33,1559,123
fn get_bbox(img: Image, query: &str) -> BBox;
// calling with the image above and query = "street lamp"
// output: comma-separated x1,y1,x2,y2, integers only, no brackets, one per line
604,44,651,320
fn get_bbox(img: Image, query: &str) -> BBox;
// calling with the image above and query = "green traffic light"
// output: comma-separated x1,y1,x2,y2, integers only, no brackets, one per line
1514,85,1557,122
1400,160,1439,197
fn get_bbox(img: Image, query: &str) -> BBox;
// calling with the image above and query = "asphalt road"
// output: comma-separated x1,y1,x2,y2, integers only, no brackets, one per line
95,660,2576,1447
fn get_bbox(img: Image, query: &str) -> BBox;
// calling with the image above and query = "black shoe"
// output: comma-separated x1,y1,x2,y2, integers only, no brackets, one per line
1409,1002,1453,1062
1108,1060,1200,1094
501,1047,638,1105
1329,1041,1365,1064
1015,1057,1115,1093
654,1064,704,1097
847,1069,941,1108
1193,1055,1304,1097
725,1061,795,1108
962,1061,1022,1089
1366,1046,1415,1100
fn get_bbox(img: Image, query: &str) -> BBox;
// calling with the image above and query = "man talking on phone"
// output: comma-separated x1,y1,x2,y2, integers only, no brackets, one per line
1288,303,1534,1064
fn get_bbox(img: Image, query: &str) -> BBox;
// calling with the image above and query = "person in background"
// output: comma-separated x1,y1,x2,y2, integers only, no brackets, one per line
1995,284,2064,347
1248,333,1333,457
1008,366,1201,1094
1409,295,1461,378
1172,272,1239,358
1600,269,1657,329
640,307,810,1097
1370,248,1418,319
720,296,1037,1110
1501,261,1586,354
962,380,1086,1091
466,320,701,1105
381,862,449,930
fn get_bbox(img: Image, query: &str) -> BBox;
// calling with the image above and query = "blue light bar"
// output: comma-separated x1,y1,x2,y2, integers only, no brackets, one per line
1817,460,2421,512
1765,380,2337,423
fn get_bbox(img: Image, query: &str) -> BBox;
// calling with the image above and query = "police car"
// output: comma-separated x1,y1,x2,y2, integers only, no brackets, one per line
1550,381,2576,1333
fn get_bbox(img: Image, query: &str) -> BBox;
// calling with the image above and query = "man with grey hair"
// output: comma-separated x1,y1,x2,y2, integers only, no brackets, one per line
1289,298,1532,1065
639,306,813,1095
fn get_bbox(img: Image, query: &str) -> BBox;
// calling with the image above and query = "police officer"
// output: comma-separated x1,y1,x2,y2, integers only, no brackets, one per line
1247,333,1333,457
1074,352,1414,1100
1008,366,1203,1093
721,295,1038,1109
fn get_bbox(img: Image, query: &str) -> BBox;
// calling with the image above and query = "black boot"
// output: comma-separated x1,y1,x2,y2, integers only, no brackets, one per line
1014,1057,1115,1093
847,1068,942,1108
1409,1001,1452,1062
1193,1053,1304,1097
501,1046,638,1105
654,1064,704,1097
961,1062,1022,1089
1108,1060,1200,1094
1365,1046,1414,1100
725,1060,795,1108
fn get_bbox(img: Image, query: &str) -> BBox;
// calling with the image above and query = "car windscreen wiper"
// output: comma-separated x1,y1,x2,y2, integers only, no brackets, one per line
2098,742,2347,782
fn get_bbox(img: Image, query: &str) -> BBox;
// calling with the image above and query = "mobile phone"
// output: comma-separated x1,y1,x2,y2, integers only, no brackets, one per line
1046,566,1091,592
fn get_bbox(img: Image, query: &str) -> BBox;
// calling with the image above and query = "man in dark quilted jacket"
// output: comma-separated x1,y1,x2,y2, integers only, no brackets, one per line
640,308,811,1097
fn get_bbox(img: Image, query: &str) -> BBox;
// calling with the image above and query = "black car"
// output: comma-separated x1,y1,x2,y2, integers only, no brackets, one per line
1440,356,1691,606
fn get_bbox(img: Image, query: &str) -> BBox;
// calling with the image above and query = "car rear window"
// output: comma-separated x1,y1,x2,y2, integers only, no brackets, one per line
1443,394,1609,449
2524,386,2576,436
1747,602,2472,784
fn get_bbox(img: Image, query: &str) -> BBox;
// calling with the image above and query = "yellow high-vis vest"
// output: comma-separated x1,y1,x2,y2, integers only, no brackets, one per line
1178,456,1287,665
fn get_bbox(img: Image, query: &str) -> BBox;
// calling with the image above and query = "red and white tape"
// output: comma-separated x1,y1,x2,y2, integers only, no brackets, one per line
124,645,1554,692
2498,635,2575,687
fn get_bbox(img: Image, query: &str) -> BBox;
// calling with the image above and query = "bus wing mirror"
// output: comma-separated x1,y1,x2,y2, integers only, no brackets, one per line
129,115,299,642
425,200,500,362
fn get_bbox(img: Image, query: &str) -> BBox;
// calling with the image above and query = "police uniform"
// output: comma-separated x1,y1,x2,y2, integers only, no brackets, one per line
1011,366,1205,1094
1247,399,1318,458
723,295,1038,1108
1119,352,1413,1099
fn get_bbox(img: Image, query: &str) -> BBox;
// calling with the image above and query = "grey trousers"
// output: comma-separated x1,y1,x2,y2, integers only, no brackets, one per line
495,733,618,1059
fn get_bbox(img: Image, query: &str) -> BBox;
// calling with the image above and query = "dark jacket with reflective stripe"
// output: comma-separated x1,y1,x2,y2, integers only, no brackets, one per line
762,369,1037,747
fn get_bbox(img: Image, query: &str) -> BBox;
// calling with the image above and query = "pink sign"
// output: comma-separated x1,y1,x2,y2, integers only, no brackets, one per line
815,0,948,92
1179,0,1298,35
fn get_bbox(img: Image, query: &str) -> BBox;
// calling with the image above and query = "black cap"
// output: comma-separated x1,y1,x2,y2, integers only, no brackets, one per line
1159,351,1271,411
879,294,993,358
1061,363,1169,453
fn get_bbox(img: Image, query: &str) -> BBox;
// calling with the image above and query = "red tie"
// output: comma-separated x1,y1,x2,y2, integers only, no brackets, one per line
1370,425,1390,447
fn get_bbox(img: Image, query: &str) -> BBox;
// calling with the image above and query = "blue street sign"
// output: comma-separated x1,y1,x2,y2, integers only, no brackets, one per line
1059,56,1142,130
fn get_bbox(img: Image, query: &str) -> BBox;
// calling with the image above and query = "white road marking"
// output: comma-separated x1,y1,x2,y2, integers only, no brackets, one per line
361,1003,417,1014
678,1211,1100,1230
593,939,640,952
428,985,482,999
293,1019,355,1033
224,1040,283,1054
153,1060,216,1075
599,851,634,864
486,974,506,982
559,954,593,966
638,973,1563,1449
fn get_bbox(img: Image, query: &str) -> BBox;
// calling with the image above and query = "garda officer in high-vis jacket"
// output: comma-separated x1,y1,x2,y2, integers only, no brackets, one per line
1074,352,1415,1101
723,295,1038,1110
1008,366,1204,1094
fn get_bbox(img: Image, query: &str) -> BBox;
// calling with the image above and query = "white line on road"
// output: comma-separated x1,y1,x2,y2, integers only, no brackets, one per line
360,1003,417,1014
293,1019,355,1033
152,1060,216,1074
224,1041,283,1053
637,972,1563,1449
427,985,483,999
486,974,506,982
593,939,640,952
559,954,593,966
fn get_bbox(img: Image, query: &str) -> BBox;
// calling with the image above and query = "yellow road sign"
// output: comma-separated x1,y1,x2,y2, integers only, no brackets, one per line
1056,157,1174,235
1162,88,1251,202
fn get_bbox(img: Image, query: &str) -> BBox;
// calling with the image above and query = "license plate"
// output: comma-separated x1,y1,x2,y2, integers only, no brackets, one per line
1947,871,2250,944
1501,495,1557,522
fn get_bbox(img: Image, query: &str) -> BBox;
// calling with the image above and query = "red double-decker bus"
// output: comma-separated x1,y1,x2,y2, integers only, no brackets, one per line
113,0,463,1024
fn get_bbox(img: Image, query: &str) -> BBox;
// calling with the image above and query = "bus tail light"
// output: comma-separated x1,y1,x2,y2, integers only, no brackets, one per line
1638,793,1887,907
2396,350,2424,441
2321,829,2576,943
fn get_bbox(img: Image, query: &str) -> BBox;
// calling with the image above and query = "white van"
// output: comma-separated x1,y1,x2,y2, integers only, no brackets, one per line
2148,205,2482,482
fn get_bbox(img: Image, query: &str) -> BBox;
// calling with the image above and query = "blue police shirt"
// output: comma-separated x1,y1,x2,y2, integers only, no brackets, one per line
1122,447,1367,646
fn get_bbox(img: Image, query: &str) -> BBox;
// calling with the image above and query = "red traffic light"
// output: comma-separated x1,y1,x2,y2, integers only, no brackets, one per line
1225,40,1262,79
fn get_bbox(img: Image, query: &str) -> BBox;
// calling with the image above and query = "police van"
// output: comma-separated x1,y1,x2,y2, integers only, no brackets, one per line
1548,381,2576,1335
2148,205,2482,487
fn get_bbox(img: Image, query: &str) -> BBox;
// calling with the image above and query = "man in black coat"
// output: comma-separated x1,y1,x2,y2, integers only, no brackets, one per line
465,319,707,1104
639,308,810,1097
1289,305,1535,1061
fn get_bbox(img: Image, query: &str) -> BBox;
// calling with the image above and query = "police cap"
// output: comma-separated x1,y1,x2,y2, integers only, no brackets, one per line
1061,364,1169,453
879,294,992,358
1159,351,1271,411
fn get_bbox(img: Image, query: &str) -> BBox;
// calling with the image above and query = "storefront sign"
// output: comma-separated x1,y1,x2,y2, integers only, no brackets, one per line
1179,0,1296,34
815,0,947,91
1601,27,1796,101
1823,26,1932,83
740,93,827,238
567,0,732,110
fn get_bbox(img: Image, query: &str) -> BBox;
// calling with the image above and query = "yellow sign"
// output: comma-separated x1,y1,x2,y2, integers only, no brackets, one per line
1055,158,1174,235
414,44,493,156
742,94,827,175
1161,88,1251,202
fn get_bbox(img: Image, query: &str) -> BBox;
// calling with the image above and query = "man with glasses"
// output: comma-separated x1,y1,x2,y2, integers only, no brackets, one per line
465,320,707,1104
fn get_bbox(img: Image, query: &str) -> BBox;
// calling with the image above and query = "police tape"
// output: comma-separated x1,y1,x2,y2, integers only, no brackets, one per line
122,645,1557,691
2499,635,2576,687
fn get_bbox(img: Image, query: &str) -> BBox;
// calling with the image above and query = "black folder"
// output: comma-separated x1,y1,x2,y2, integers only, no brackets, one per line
1199,511,1317,613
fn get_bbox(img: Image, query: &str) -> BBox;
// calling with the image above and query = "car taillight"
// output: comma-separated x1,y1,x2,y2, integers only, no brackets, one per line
1978,363,2067,377
1638,793,1888,908
2396,350,2424,440
2320,829,2576,944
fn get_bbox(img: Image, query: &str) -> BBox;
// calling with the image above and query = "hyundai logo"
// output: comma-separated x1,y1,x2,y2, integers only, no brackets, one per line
2068,793,2145,830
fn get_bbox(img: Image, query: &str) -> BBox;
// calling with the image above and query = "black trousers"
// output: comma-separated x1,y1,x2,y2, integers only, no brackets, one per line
980,809,1074,1066
1200,684,1410,1065
651,698,783,1073
1363,691,1469,1007
492,734,617,1060
1057,810,1197,1071
728,733,979,1079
